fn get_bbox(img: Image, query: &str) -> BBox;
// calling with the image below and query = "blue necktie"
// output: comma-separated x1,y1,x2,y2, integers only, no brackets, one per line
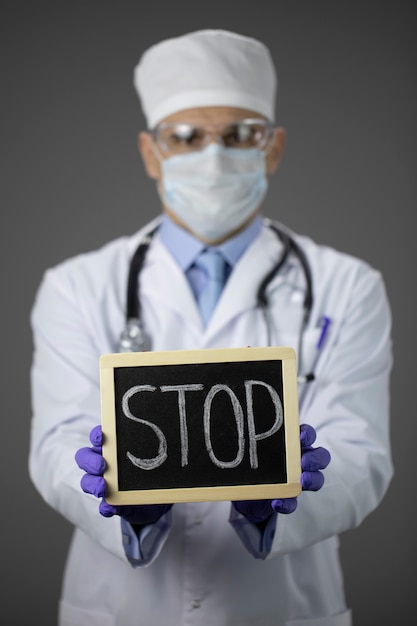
195,250,226,325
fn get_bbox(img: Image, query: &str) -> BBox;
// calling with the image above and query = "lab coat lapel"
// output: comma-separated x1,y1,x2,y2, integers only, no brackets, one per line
206,226,288,337
142,237,204,330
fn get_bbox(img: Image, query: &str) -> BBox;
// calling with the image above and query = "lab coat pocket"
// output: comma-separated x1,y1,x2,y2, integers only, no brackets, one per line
59,600,116,626
286,608,352,626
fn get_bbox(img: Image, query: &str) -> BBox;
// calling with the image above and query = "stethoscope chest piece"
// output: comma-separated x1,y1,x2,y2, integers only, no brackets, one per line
118,317,152,353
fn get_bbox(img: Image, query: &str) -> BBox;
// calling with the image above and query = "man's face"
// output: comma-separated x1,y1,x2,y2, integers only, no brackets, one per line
138,106,286,243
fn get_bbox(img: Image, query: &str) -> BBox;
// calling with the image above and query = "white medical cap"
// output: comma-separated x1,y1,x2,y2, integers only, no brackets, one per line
134,29,277,129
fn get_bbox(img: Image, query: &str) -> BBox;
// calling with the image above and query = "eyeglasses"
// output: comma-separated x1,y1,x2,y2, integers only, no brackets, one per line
151,118,274,155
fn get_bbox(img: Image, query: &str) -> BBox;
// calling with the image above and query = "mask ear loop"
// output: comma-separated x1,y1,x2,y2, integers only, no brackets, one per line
150,136,164,162
148,137,171,211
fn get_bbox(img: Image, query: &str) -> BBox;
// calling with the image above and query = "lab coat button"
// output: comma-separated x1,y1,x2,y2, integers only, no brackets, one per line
194,517,203,525
191,599,201,609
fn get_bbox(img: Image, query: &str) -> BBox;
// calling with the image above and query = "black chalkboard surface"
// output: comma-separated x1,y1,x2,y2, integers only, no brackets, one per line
100,346,301,504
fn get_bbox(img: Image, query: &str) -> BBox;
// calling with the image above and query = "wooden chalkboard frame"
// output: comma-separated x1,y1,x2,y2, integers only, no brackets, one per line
100,346,301,505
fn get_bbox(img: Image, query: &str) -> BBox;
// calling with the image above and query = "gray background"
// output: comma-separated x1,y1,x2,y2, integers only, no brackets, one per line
1,2,415,624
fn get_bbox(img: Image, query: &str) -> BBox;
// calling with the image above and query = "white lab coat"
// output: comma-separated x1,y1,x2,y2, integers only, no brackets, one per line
29,218,393,626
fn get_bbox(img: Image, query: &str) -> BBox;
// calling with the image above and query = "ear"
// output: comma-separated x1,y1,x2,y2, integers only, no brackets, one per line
138,131,161,180
265,127,286,176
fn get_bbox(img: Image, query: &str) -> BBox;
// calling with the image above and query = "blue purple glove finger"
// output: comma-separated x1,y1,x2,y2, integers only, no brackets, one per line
300,470,325,491
299,423,317,447
271,498,298,515
233,496,298,521
80,473,106,498
89,424,103,448
75,446,106,475
301,445,331,472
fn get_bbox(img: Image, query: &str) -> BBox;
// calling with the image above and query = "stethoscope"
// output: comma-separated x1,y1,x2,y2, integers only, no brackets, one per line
118,219,315,384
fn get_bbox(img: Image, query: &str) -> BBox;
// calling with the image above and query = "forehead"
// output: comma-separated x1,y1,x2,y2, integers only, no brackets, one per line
158,106,266,126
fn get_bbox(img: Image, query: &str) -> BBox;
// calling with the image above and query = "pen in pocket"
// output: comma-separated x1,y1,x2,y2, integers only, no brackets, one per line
316,316,331,350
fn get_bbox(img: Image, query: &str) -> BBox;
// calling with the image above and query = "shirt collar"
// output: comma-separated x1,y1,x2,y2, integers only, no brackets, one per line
158,214,263,271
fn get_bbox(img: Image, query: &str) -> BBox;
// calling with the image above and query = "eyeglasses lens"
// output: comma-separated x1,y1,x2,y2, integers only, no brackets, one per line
155,120,271,154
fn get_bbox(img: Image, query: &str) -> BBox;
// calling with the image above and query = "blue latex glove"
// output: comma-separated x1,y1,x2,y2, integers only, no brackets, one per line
75,425,173,525
233,423,331,522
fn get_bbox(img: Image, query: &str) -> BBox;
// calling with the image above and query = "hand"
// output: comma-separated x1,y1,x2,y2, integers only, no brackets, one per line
75,425,173,525
233,423,331,522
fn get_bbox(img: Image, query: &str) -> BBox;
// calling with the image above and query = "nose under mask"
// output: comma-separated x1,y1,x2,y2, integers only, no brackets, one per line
158,143,268,242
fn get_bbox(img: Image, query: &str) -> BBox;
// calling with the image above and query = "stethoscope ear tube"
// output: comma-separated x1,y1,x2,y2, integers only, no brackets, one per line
256,226,291,309
289,237,313,322
126,227,159,320
118,226,159,352
264,222,313,321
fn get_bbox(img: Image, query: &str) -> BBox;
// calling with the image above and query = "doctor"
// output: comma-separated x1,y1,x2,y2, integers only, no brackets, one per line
29,29,393,626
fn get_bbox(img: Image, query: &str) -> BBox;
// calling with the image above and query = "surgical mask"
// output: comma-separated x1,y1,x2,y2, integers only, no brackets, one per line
157,143,268,242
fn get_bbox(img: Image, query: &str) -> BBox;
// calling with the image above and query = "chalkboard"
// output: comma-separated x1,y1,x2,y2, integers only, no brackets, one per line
100,346,301,505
